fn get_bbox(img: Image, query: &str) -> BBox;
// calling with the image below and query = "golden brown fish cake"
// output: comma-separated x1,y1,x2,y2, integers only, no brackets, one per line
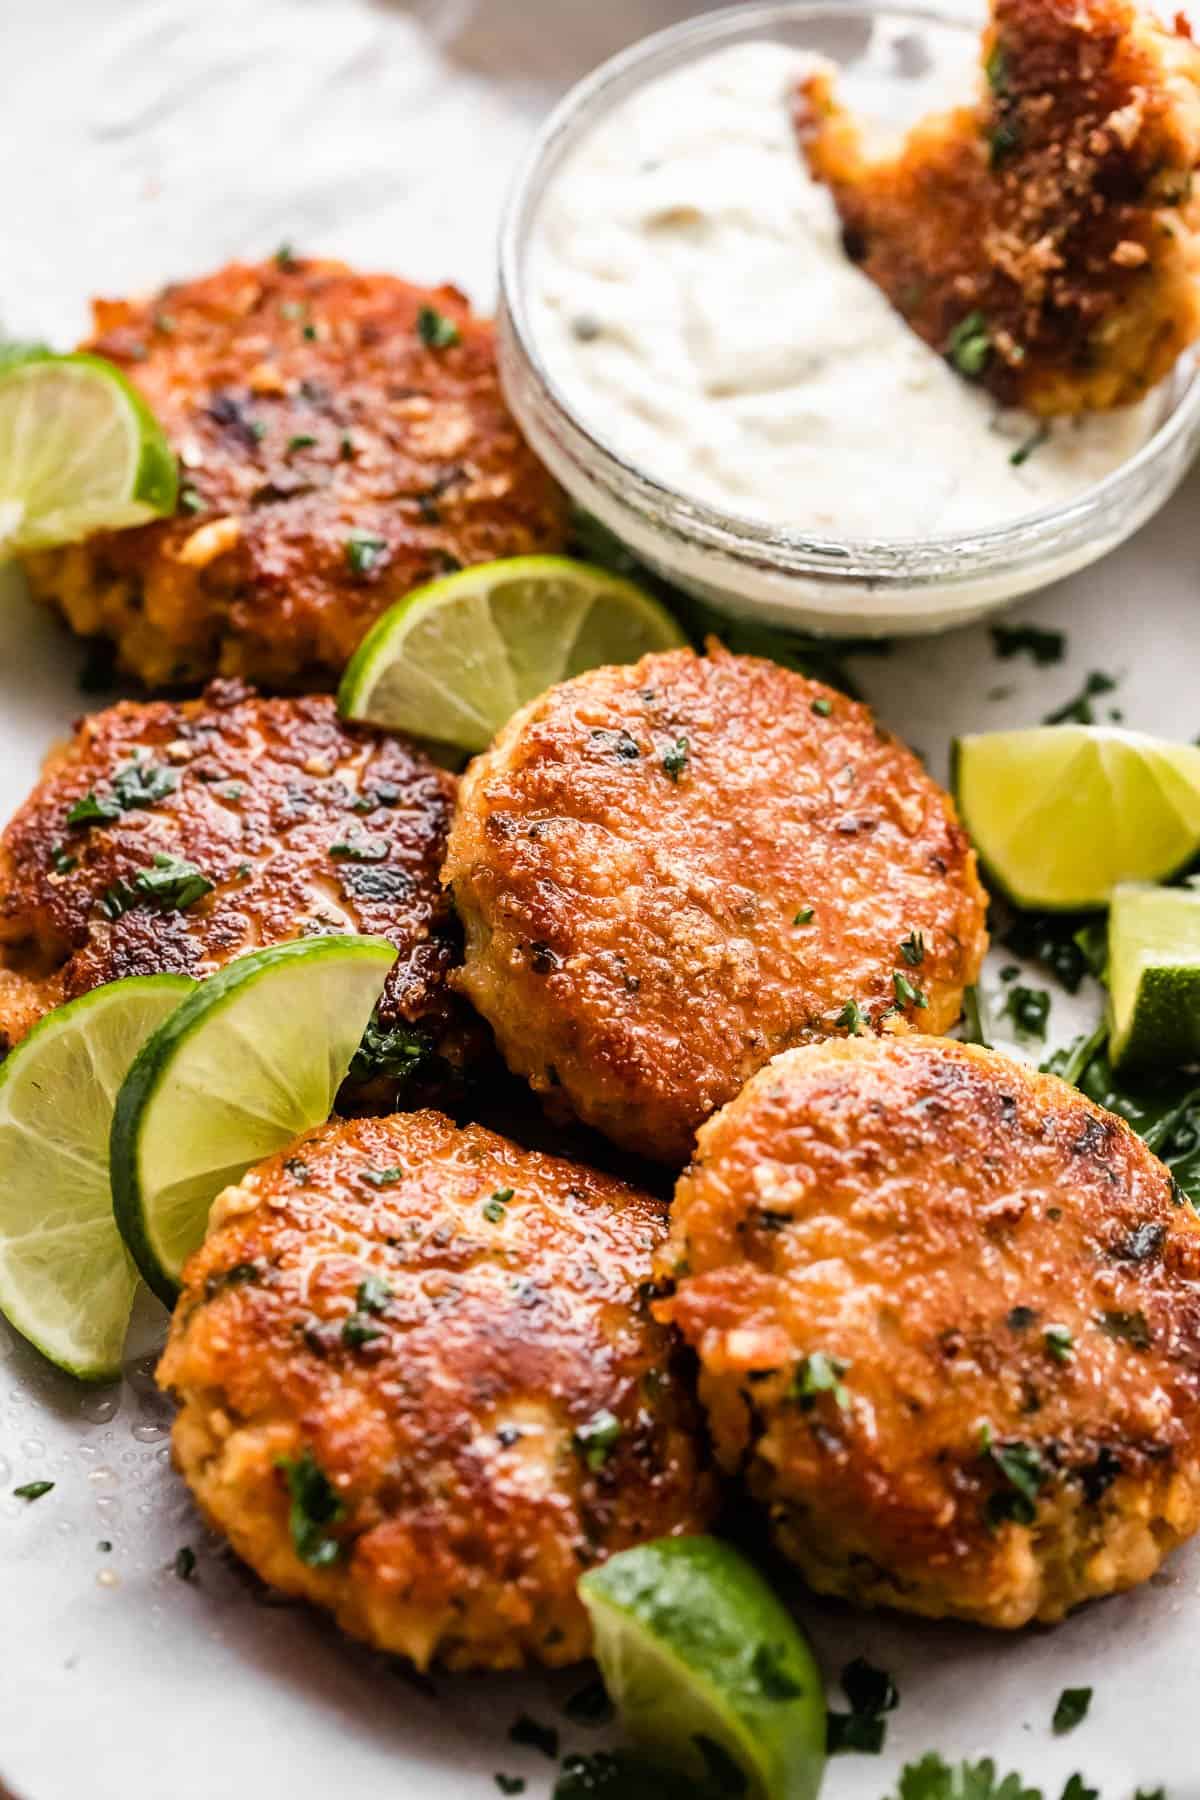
157,1110,716,1670
21,257,568,688
0,682,477,1089
658,1035,1200,1629
796,0,1200,413
445,645,988,1166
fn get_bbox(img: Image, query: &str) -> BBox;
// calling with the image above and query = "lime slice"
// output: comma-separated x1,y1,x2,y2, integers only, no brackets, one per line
0,974,194,1380
337,555,689,752
1108,882,1200,1072
954,727,1200,910
579,1537,826,1800
110,936,396,1306
0,351,177,554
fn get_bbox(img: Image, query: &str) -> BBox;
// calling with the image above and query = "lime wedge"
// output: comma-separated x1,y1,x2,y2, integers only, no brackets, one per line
954,727,1200,910
579,1537,826,1800
1108,882,1200,1072
110,937,396,1306
0,974,194,1380
337,555,689,752
0,351,177,554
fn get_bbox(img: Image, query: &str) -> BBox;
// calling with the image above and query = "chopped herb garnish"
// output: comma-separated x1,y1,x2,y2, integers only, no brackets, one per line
811,697,834,717
946,310,991,378
893,969,929,1010
174,1545,197,1581
68,760,177,831
1043,671,1118,727
662,736,689,782
989,115,1023,168
274,242,297,267
978,1421,1046,1528
97,1539,112,1552
508,1714,559,1760
792,1350,851,1411
1044,1324,1074,1364
286,433,316,453
483,1197,507,1223
277,1448,343,1567
1009,423,1048,467
67,790,120,828
302,323,317,341
348,1014,433,1088
793,906,815,926
342,1314,384,1349
1052,1687,1093,1735
1006,1305,1037,1332
284,1157,310,1184
960,984,990,1046
345,532,387,577
13,1480,54,1501
102,853,213,918
986,41,1010,93
361,1166,404,1188
573,1409,622,1471
842,1656,899,1718
1098,1308,1151,1348
417,305,461,349
899,929,925,966
51,844,78,874
495,1780,526,1796
564,1678,614,1727
1004,984,1050,1041
357,1274,392,1313
329,831,389,862
179,484,204,514
835,998,867,1035
827,1711,886,1755
885,1752,1046,1800
203,1262,261,1300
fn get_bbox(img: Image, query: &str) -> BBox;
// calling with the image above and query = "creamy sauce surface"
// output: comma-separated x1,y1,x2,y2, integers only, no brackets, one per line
527,41,1159,539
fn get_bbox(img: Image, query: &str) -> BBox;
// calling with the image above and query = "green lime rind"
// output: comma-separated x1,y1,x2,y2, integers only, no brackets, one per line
579,1537,826,1800
0,351,178,554
0,973,195,1380
1109,881,1200,1072
110,936,396,1307
953,727,1200,911
337,554,689,753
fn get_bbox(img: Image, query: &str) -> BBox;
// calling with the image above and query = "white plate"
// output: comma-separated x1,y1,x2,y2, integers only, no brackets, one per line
1,3,1198,1797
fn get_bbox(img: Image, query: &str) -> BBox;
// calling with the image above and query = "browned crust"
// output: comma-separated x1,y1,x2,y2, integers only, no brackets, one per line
796,0,1200,412
445,645,988,1166
659,1035,1200,1627
158,1110,717,1670
0,681,477,1073
21,257,568,687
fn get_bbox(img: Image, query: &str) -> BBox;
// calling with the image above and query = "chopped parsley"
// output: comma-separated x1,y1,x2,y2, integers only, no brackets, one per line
946,311,991,379
277,1448,343,1567
792,1350,850,1411
357,1273,392,1313
989,114,1023,168
174,1545,197,1582
1043,671,1118,727
893,970,929,1010
793,906,815,926
51,843,77,874
203,1262,261,1300
1051,1687,1093,1735
67,759,178,831
1098,1308,1151,1348
1009,423,1048,467
990,622,1065,665
348,1015,433,1088
886,1752,1051,1800
67,791,120,828
811,696,834,717
662,736,689,782
1044,1325,1074,1363
329,831,389,862
179,483,204,514
417,305,462,349
573,1409,622,1471
284,1157,311,1184
495,1780,526,1796
508,1715,559,1760
564,1678,614,1727
274,242,297,268
827,1711,886,1755
978,1420,1046,1528
899,929,925,966
286,433,316,453
101,853,213,919
342,1314,384,1350
345,532,387,577
985,41,1010,94
842,1657,899,1718
483,1197,507,1223
835,998,868,1035
1003,984,1050,1041
361,1166,403,1188
13,1480,54,1501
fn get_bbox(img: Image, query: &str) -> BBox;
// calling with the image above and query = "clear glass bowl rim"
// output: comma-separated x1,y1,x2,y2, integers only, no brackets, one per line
497,0,1200,586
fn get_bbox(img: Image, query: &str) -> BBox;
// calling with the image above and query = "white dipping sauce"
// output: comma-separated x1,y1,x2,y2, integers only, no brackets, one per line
527,41,1158,539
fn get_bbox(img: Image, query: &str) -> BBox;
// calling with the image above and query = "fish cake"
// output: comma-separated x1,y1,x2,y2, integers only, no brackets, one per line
659,1035,1200,1628
796,0,1200,413
445,645,988,1164
21,257,568,688
157,1110,717,1670
0,682,476,1091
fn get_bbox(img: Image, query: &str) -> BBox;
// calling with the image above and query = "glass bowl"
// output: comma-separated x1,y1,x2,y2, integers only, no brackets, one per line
497,0,1200,637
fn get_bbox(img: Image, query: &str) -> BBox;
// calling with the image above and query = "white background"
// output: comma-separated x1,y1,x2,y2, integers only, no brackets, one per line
0,2,1197,1797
